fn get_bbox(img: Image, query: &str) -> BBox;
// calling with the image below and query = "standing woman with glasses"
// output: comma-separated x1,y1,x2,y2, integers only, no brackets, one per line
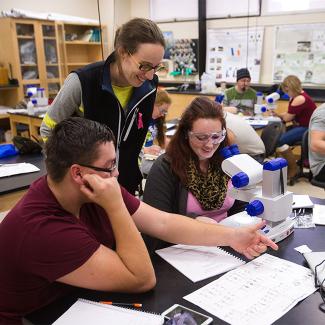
40,18,165,194
143,97,245,236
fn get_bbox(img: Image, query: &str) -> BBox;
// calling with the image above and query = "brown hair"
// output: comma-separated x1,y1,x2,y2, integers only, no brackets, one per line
155,90,172,147
281,75,302,97
114,18,165,55
166,96,229,185
45,117,115,182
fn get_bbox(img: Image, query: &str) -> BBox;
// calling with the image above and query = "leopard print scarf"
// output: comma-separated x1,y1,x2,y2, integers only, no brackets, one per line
186,158,229,210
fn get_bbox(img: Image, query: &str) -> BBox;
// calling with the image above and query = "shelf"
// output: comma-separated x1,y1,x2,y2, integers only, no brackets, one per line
46,63,59,66
46,78,60,82
22,79,40,85
65,41,101,45
20,63,38,67
0,84,19,90
17,35,34,39
43,36,56,40
66,62,90,66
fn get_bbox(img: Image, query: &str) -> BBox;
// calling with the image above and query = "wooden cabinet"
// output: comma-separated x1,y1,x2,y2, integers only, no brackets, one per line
58,22,105,75
0,18,105,106
0,18,63,103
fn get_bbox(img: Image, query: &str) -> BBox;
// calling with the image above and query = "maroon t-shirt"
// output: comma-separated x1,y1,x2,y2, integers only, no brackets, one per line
288,91,316,127
0,176,140,324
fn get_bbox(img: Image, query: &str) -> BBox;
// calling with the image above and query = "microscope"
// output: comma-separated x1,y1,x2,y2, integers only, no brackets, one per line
220,144,294,243
265,92,280,111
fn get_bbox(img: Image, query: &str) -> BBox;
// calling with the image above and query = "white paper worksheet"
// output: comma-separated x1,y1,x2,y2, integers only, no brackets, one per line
184,254,316,325
0,163,40,178
156,244,245,282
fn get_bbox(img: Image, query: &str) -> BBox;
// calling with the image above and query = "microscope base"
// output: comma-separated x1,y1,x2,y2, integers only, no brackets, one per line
219,212,294,243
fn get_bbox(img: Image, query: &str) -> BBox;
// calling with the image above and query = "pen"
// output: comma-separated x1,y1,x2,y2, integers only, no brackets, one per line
100,301,142,308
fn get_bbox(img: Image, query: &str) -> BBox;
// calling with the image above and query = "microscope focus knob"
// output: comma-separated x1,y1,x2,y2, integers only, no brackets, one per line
232,172,249,188
246,200,264,216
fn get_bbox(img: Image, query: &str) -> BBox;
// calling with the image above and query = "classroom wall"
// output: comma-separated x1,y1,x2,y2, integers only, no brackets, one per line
129,0,325,84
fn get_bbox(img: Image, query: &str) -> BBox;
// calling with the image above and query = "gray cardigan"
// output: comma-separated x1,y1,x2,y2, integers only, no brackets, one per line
143,153,191,216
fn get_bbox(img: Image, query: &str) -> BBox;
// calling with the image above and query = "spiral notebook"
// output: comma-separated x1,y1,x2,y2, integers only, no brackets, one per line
156,244,245,282
52,298,164,325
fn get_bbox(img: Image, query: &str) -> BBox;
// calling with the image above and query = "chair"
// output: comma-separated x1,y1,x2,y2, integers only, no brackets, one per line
293,130,325,189
260,122,283,158
289,130,311,185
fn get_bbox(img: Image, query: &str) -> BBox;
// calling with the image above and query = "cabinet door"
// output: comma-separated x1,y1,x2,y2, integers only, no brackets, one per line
15,22,40,84
40,23,61,99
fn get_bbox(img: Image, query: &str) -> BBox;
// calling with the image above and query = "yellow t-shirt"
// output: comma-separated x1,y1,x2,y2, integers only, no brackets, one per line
112,84,134,109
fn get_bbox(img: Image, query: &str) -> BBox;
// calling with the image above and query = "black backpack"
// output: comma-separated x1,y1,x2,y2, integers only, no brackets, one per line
12,136,43,155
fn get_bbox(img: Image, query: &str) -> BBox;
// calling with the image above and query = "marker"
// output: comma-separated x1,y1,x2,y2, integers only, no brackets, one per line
100,301,142,308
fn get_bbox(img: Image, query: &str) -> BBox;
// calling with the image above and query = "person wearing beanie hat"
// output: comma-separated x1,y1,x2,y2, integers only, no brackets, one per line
223,67,257,116
237,68,251,81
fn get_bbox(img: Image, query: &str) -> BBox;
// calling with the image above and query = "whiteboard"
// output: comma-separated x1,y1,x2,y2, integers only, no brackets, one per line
273,23,325,84
206,27,264,83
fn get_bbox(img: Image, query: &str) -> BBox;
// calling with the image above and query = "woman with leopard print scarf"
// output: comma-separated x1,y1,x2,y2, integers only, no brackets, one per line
143,96,245,225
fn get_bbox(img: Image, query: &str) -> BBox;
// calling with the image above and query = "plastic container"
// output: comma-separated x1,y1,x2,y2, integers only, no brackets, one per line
27,99,35,115
256,92,263,105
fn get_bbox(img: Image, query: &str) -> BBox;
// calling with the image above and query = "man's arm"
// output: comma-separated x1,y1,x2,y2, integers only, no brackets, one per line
132,202,278,259
310,130,325,154
57,175,155,293
40,73,83,139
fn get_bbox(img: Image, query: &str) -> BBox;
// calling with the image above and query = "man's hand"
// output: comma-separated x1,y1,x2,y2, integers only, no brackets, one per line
230,221,278,259
80,173,123,211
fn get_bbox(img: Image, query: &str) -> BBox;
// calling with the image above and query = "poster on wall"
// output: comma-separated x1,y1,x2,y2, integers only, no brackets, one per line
273,24,325,84
206,27,264,83
162,31,199,75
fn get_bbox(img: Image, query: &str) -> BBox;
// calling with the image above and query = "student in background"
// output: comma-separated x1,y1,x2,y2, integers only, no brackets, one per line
275,75,317,179
0,117,277,323
224,111,265,163
144,97,247,232
223,68,257,116
309,103,325,182
140,90,172,176
40,18,166,194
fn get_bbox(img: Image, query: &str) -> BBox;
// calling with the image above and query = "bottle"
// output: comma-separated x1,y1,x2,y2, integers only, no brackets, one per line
27,99,36,115
195,78,201,91
256,92,263,105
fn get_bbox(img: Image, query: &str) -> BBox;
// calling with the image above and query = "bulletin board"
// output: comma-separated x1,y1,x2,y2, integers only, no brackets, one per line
206,27,264,83
273,24,325,84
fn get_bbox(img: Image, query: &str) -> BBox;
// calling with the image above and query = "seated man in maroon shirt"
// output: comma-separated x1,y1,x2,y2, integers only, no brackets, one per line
0,117,277,324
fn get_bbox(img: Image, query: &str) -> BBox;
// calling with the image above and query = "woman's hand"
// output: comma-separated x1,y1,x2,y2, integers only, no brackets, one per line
143,145,161,156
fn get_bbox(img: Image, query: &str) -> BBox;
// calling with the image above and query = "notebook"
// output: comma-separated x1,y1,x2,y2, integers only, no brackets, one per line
52,298,164,325
304,251,325,288
156,244,245,282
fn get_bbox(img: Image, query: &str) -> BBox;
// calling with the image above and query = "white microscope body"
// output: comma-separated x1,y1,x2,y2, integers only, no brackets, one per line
265,92,280,111
220,145,294,243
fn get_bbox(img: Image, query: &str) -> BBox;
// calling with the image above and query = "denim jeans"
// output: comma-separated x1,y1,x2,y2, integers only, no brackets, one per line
277,126,308,147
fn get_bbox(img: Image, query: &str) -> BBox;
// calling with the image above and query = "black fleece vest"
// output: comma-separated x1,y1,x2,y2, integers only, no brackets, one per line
75,55,158,193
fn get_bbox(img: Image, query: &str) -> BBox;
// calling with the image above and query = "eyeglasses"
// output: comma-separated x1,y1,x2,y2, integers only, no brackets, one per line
79,162,117,174
128,52,165,73
158,106,169,115
188,129,226,144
